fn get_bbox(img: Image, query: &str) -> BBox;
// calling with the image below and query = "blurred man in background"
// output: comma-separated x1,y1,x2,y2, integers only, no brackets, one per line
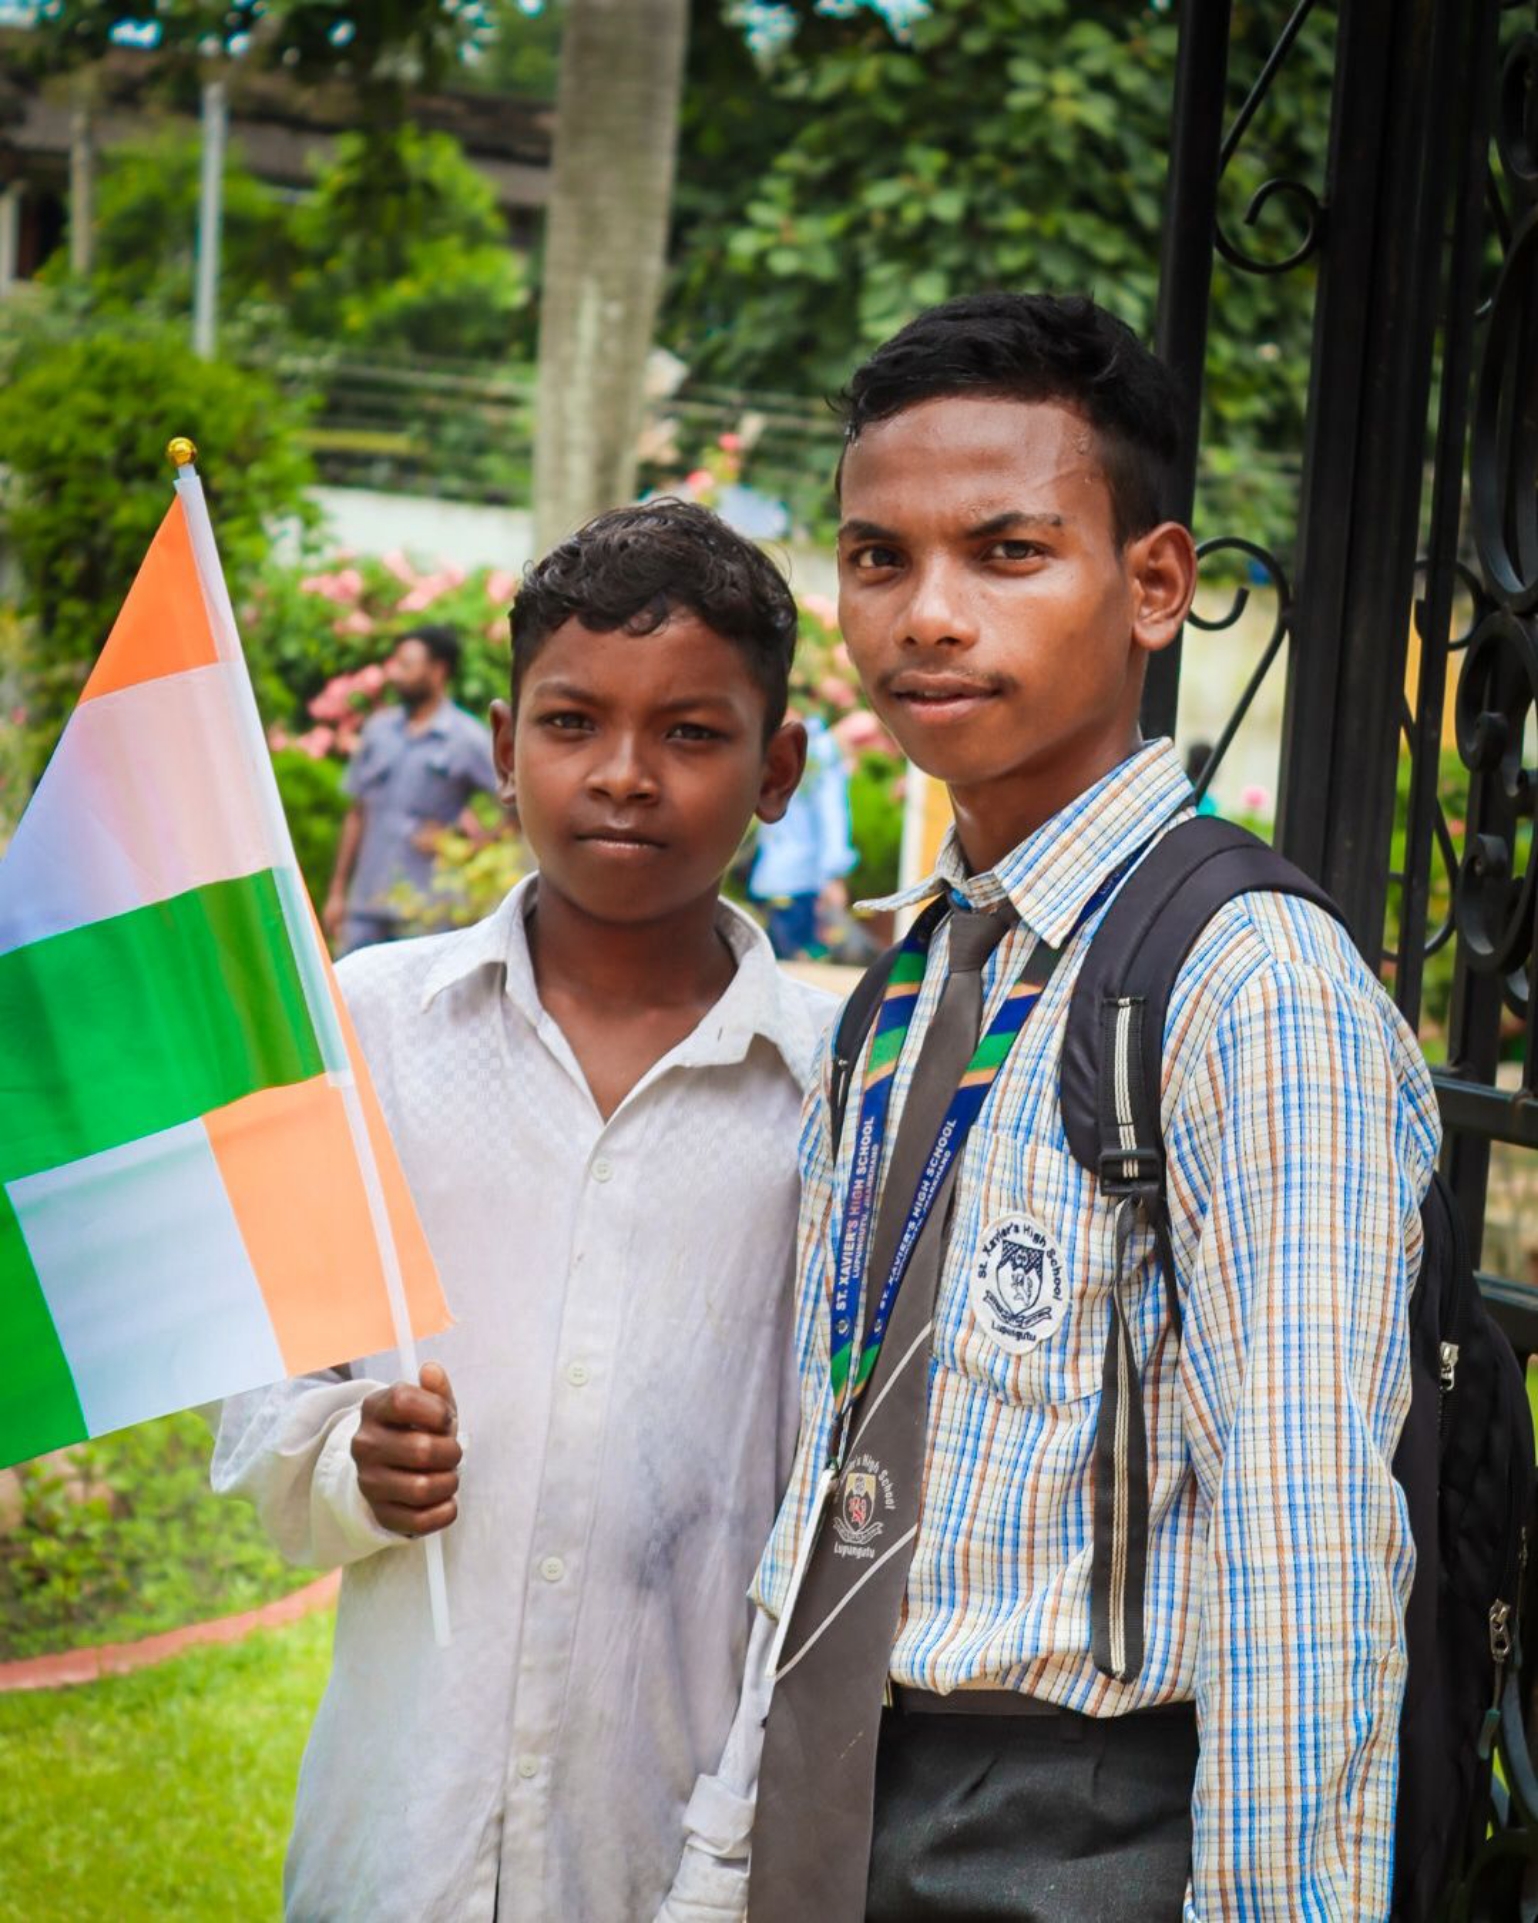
323,625,501,956
748,707,857,958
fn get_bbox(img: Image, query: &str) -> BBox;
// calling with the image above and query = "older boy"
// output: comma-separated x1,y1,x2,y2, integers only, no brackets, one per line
215,502,833,1921
665,294,1439,1920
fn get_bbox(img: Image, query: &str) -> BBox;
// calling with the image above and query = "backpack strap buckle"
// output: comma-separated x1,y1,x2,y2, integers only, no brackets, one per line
1097,1148,1163,1197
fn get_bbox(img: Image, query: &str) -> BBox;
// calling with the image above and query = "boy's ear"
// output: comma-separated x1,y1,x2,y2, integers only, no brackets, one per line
1127,522,1199,658
756,717,808,826
490,698,518,807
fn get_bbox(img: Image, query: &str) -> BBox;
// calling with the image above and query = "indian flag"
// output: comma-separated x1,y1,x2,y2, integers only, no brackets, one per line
0,451,451,1473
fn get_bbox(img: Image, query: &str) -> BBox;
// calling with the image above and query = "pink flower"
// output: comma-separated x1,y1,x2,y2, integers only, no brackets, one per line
833,711,896,757
267,725,291,751
816,674,859,713
380,549,420,586
296,725,335,760
333,610,375,637
800,593,839,630
832,641,853,672
309,666,383,722
9,705,26,727
299,572,348,603
486,568,518,605
685,468,714,493
1240,784,1272,814
485,618,507,642
396,568,461,613
718,431,743,453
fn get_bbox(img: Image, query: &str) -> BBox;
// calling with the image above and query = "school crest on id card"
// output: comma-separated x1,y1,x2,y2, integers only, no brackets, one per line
971,1214,1067,1355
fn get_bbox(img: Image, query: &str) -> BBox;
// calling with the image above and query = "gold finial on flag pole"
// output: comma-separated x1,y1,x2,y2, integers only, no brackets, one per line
166,436,198,471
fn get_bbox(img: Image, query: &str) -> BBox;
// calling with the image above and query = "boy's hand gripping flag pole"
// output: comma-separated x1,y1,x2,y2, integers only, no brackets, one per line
0,438,455,1646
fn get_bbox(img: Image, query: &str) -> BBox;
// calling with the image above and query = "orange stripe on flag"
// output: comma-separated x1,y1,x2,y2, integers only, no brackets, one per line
332,972,452,1347
81,497,219,704
205,1079,449,1376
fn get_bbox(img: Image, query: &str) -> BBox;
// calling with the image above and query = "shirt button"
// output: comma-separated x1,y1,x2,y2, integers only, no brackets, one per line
540,1555,566,1583
516,1756,539,1780
565,1361,590,1387
591,1157,613,1184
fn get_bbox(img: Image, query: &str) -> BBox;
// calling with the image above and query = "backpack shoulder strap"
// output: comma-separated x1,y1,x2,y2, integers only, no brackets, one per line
1060,814,1343,1189
827,895,948,1158
1059,813,1344,1685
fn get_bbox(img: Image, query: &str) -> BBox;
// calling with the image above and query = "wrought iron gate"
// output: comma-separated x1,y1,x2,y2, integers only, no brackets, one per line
1144,1,1538,1910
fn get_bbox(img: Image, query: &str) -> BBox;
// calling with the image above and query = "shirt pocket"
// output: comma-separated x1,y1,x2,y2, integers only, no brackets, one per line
933,1130,1111,1408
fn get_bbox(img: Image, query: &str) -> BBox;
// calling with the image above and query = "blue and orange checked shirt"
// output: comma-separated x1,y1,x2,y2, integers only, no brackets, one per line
752,739,1442,1921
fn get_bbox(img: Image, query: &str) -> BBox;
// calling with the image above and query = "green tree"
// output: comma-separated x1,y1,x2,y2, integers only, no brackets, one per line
37,122,294,326
0,321,315,747
288,124,529,359
665,0,1334,543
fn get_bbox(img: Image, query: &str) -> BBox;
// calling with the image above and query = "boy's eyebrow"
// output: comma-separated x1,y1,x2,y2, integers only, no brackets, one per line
652,692,741,715
966,510,1067,537
838,517,900,544
529,679,604,704
838,510,1069,543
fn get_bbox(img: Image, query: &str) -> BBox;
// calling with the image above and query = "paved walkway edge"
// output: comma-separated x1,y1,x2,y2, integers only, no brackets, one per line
0,1569,341,1693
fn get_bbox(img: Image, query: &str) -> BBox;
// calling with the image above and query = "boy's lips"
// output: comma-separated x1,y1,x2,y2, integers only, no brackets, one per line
575,826,668,854
884,670,1003,722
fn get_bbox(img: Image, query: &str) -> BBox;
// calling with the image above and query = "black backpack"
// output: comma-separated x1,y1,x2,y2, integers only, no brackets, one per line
828,815,1536,1919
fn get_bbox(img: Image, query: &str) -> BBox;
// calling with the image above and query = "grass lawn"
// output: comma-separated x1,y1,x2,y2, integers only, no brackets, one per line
0,1607,332,1922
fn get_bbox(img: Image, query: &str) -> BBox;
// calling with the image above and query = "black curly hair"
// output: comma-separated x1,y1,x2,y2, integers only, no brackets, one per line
837,292,1182,545
509,499,799,736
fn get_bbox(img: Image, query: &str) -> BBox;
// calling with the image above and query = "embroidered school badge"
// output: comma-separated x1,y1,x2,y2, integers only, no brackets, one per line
971,1214,1068,1355
831,1453,896,1559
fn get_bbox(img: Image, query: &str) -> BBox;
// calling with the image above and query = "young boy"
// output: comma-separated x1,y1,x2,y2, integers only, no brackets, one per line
663,294,1440,1920
214,501,834,1921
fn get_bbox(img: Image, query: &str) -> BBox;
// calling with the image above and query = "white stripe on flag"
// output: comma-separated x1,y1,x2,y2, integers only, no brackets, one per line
0,664,282,956
7,1120,286,1436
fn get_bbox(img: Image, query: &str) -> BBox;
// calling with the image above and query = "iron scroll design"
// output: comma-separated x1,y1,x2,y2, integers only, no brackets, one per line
1212,0,1326,276
1434,15,1538,1268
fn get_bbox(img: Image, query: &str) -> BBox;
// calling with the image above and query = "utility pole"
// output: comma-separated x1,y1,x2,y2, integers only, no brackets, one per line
68,99,93,278
193,78,227,360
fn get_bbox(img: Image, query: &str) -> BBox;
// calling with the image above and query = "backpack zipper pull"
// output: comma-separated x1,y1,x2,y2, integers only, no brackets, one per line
1478,1598,1513,1759
1438,1340,1459,1428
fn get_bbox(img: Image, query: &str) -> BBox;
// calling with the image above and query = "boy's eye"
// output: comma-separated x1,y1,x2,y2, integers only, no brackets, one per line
539,710,593,732
849,544,903,572
983,539,1045,562
668,722,724,743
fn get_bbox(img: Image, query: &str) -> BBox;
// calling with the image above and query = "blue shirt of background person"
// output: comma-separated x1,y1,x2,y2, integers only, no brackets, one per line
324,623,500,956
748,712,857,957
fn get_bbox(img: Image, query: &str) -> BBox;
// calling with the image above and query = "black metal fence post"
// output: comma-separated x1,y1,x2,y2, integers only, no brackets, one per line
1143,0,1233,745
1275,0,1467,957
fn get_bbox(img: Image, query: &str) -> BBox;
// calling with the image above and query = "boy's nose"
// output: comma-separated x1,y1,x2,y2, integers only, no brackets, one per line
587,740,659,802
901,561,980,650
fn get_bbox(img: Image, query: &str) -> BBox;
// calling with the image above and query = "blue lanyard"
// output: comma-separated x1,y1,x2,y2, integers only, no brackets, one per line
827,875,1122,1454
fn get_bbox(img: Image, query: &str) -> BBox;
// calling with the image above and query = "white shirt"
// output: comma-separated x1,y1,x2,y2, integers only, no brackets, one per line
213,879,833,1923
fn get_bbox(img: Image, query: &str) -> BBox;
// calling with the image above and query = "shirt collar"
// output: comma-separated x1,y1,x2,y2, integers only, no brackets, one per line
859,738,1194,949
387,702,451,739
420,875,823,1086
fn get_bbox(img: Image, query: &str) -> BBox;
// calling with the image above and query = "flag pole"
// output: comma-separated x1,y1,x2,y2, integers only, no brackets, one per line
166,436,452,1648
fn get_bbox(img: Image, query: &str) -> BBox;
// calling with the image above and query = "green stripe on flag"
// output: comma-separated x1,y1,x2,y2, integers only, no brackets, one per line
0,1184,86,1467
0,872,325,1186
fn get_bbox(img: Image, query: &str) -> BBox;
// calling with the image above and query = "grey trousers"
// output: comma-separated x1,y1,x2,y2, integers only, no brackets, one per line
866,1699,1199,1922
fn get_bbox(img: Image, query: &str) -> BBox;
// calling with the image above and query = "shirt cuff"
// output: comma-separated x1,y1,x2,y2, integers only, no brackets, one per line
311,1406,412,1564
654,1839,750,1922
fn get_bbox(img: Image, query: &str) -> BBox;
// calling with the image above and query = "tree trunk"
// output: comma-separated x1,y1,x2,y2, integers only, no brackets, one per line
534,0,690,553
